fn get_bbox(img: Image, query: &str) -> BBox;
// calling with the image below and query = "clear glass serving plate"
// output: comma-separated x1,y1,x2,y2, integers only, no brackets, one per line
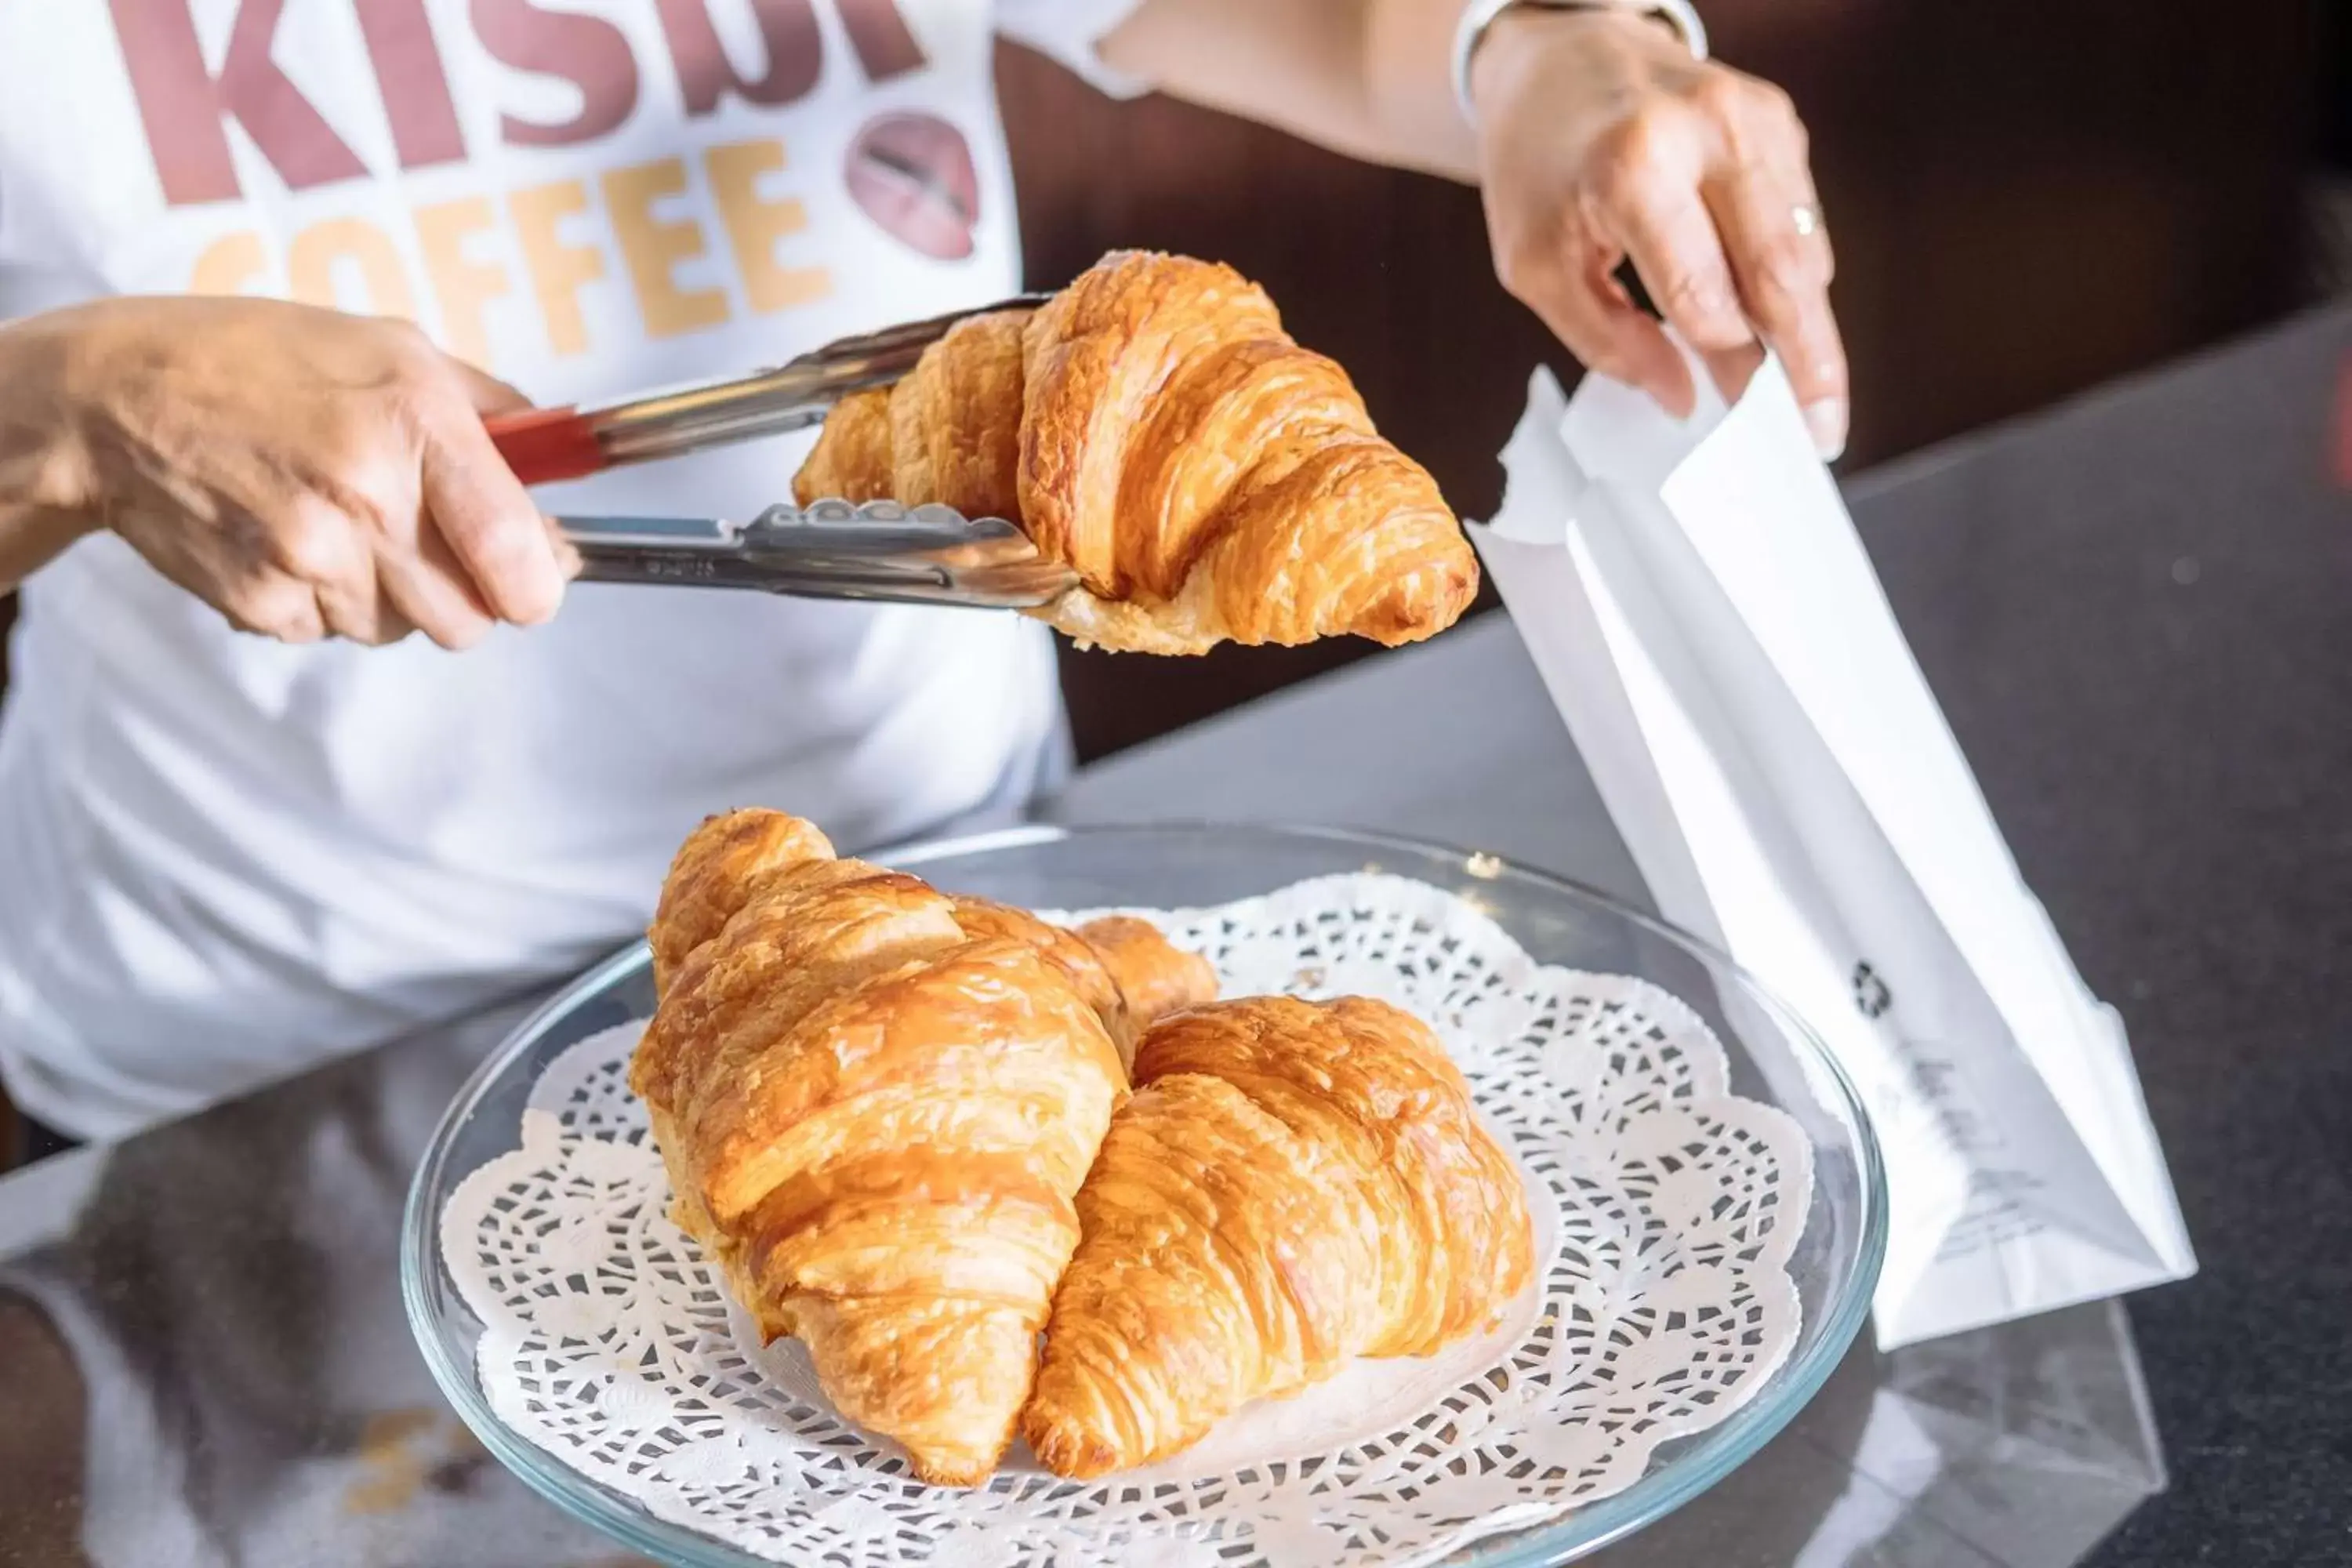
404,822,1886,1566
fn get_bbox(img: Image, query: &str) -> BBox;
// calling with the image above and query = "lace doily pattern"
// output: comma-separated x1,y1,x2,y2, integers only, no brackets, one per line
444,873,1812,1567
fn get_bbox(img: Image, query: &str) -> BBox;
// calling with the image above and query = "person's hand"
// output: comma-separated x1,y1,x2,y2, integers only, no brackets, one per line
1468,9,1846,456
0,296,574,646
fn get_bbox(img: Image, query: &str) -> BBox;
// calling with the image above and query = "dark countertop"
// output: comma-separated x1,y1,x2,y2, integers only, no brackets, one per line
4,308,2350,1565
1851,310,2352,1564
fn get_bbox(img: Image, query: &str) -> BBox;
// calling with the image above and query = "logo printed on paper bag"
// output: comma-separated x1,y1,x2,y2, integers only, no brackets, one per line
1851,960,1893,1019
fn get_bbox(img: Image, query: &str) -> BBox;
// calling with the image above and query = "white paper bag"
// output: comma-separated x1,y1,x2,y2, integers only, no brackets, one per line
1469,358,2194,1348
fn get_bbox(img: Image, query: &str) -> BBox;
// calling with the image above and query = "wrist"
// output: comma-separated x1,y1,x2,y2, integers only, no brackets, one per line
1456,0,1705,129
0,311,104,533
1468,7,1647,123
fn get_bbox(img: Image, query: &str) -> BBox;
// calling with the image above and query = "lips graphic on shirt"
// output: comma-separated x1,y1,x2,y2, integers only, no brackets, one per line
845,112,980,261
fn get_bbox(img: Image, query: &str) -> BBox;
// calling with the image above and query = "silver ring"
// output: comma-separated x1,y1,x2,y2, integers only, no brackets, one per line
1791,201,1824,238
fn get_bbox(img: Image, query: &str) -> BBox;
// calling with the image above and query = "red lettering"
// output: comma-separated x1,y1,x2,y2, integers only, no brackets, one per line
107,0,368,205
655,0,821,117
471,0,639,147
354,0,467,169
837,0,926,82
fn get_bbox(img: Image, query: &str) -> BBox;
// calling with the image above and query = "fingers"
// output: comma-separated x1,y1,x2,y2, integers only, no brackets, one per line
282,496,392,646
379,514,497,651
412,365,568,629
83,300,572,651
1480,40,1849,450
354,329,561,637
1583,113,1754,358
361,583,419,647
111,499,334,645
544,513,584,580
449,358,534,418
228,572,328,644
205,557,331,644
1709,180,1843,453
452,359,584,579
1703,88,1847,455
1697,341,1768,408
226,424,528,652
288,413,500,650
234,495,445,648
1496,206,1694,416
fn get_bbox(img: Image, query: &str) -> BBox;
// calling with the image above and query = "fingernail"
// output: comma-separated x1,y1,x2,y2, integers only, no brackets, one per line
1804,398,1848,461
546,518,584,581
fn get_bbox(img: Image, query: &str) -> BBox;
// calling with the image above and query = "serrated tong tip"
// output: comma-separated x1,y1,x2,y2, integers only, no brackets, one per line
558,499,1077,611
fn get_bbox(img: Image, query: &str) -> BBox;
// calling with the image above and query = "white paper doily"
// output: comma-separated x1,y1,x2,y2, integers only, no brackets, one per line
442,873,1813,1567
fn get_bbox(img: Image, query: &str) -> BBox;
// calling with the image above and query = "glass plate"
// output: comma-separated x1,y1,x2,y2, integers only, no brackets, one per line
404,822,1885,1566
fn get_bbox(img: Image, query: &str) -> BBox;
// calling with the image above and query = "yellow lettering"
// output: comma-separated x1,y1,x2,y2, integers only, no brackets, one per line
601,158,729,339
705,140,829,315
189,231,270,296
508,180,607,358
414,196,512,371
288,218,417,323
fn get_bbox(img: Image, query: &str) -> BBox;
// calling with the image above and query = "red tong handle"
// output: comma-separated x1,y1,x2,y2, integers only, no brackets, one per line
486,406,606,485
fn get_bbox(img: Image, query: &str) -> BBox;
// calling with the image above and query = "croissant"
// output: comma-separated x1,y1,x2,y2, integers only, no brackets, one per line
629,818,1072,1482
1021,995,1534,1479
792,251,1479,655
632,809,1216,1483
1066,913,1219,1032
645,812,1210,1036
946,898,1218,1073
645,805,839,998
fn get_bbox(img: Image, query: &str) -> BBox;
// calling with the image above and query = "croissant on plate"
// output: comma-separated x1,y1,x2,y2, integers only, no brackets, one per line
792,250,1479,655
946,898,1218,1075
1021,995,1534,1480
631,808,1216,1484
644,811,1212,1061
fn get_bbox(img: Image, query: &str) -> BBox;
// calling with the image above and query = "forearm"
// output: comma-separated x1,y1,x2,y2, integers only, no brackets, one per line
1101,0,1481,182
0,314,96,596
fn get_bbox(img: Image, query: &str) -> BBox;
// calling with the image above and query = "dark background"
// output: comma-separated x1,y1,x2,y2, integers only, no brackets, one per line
0,1,2332,758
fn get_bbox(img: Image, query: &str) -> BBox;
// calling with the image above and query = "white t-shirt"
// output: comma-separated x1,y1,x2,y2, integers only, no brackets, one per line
0,0,1145,1139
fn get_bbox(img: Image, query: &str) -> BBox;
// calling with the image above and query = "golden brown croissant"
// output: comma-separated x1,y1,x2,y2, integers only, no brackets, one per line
1021,995,1533,1479
632,810,1132,1485
1071,913,1219,1030
646,811,1212,1036
645,805,837,998
791,251,1479,655
946,898,1218,1072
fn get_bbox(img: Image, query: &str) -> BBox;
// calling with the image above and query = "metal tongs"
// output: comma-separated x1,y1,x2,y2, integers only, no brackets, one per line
482,296,1074,609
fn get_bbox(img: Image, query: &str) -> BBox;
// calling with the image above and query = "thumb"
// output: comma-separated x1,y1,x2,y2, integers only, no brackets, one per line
448,357,535,416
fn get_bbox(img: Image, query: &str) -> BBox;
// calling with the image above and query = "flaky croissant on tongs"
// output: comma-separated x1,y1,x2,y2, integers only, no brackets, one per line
631,808,1214,1483
1023,995,1534,1479
793,251,1479,655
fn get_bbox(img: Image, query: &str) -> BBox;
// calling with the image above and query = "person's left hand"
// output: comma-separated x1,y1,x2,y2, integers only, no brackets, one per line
1468,8,1846,456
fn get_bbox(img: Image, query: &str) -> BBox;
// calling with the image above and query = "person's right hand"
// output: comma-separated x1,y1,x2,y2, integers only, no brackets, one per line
0,295,573,648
